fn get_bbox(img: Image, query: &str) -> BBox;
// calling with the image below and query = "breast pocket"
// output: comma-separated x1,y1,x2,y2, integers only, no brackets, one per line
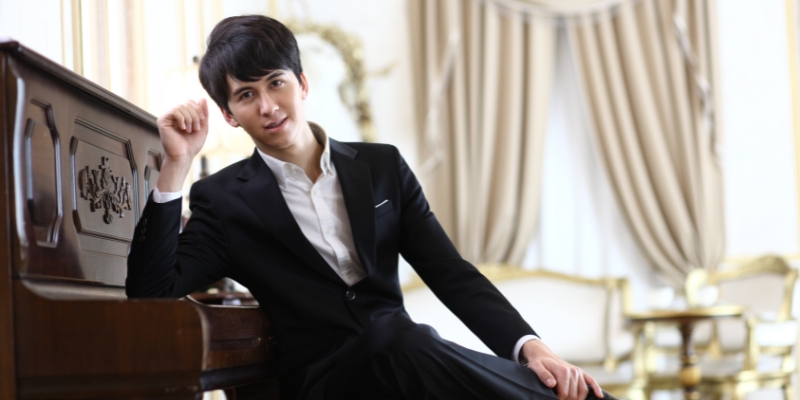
375,199,394,218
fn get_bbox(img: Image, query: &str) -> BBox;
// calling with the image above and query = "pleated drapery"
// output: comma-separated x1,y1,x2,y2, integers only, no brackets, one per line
568,0,723,285
409,0,723,282
409,0,556,264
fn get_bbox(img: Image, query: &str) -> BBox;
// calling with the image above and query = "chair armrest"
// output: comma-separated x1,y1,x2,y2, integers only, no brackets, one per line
743,316,797,370
751,317,797,347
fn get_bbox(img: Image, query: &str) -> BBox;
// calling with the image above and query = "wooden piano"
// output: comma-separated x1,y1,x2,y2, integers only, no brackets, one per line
0,41,278,399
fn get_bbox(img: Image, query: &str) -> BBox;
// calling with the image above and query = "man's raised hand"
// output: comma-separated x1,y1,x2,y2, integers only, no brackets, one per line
157,99,210,164
155,99,211,193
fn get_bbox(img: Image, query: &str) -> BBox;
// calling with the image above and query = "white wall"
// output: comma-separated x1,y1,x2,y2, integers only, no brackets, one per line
0,0,69,68
719,0,800,260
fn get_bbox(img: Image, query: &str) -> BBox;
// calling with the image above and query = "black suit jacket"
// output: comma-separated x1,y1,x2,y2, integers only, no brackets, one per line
126,140,536,398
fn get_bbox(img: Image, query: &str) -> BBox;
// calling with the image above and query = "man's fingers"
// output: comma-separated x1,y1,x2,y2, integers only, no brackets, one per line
537,362,585,400
184,103,203,132
567,368,580,400
585,372,604,398
557,372,571,400
155,99,210,164
165,100,209,134
174,107,193,132
529,362,557,388
576,371,589,400
199,98,209,121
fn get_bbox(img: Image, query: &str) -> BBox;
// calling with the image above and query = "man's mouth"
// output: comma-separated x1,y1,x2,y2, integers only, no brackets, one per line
265,118,287,130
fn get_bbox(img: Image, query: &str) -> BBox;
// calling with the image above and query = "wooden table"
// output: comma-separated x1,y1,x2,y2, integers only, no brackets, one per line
626,305,744,400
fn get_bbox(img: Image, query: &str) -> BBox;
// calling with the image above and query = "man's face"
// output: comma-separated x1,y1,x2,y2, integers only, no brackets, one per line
221,70,309,155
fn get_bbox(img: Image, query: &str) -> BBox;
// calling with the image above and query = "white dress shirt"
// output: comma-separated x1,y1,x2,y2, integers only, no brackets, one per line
155,126,366,287
152,125,536,361
255,129,367,286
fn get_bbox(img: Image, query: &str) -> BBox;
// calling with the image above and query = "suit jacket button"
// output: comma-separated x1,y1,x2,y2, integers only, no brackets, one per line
345,290,356,301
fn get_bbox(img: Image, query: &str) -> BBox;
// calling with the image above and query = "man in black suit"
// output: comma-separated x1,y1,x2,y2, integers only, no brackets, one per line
126,15,610,400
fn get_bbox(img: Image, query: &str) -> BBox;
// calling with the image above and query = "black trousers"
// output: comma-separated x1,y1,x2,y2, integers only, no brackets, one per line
314,312,614,400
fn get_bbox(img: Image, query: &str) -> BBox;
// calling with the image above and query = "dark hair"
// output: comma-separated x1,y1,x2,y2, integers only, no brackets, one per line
199,15,303,113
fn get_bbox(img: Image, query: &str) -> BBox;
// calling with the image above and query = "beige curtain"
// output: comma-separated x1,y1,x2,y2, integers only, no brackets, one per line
488,0,632,14
568,0,723,285
409,0,557,264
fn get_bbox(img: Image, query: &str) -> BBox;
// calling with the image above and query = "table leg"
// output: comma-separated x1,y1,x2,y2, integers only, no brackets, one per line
677,322,701,400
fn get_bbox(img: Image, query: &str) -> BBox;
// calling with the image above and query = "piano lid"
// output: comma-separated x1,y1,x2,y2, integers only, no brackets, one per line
0,40,156,129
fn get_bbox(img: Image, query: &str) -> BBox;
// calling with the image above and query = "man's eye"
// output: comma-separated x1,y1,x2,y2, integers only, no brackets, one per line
271,79,284,88
241,91,253,99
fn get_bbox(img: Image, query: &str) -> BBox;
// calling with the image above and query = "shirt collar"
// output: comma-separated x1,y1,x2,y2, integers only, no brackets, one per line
257,122,333,188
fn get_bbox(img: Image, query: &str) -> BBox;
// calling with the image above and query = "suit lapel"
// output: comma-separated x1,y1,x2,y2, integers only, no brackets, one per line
236,150,344,285
330,140,377,277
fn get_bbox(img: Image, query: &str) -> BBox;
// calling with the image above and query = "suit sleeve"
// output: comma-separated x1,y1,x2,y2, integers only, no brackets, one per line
126,181,228,298
394,149,537,360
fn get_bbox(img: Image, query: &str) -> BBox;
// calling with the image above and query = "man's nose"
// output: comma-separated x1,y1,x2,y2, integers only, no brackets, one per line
259,94,278,115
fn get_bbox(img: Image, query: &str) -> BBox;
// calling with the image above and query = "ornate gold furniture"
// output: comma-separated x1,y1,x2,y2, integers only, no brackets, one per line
0,41,277,399
626,306,744,400
402,264,643,399
693,256,797,400
637,255,798,400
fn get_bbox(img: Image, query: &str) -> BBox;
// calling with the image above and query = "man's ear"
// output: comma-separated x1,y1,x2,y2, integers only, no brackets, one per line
221,107,239,128
300,73,309,100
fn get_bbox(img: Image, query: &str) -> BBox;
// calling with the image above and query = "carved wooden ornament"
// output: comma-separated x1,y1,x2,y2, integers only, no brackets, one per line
78,157,133,224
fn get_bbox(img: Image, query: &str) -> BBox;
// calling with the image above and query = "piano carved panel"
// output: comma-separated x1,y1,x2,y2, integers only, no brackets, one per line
72,136,135,241
24,99,62,248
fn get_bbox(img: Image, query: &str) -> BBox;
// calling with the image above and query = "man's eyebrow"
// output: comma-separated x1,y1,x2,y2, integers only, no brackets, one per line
263,70,285,80
230,71,286,97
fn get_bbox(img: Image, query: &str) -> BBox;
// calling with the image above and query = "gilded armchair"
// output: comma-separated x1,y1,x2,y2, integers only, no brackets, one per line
640,255,798,400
